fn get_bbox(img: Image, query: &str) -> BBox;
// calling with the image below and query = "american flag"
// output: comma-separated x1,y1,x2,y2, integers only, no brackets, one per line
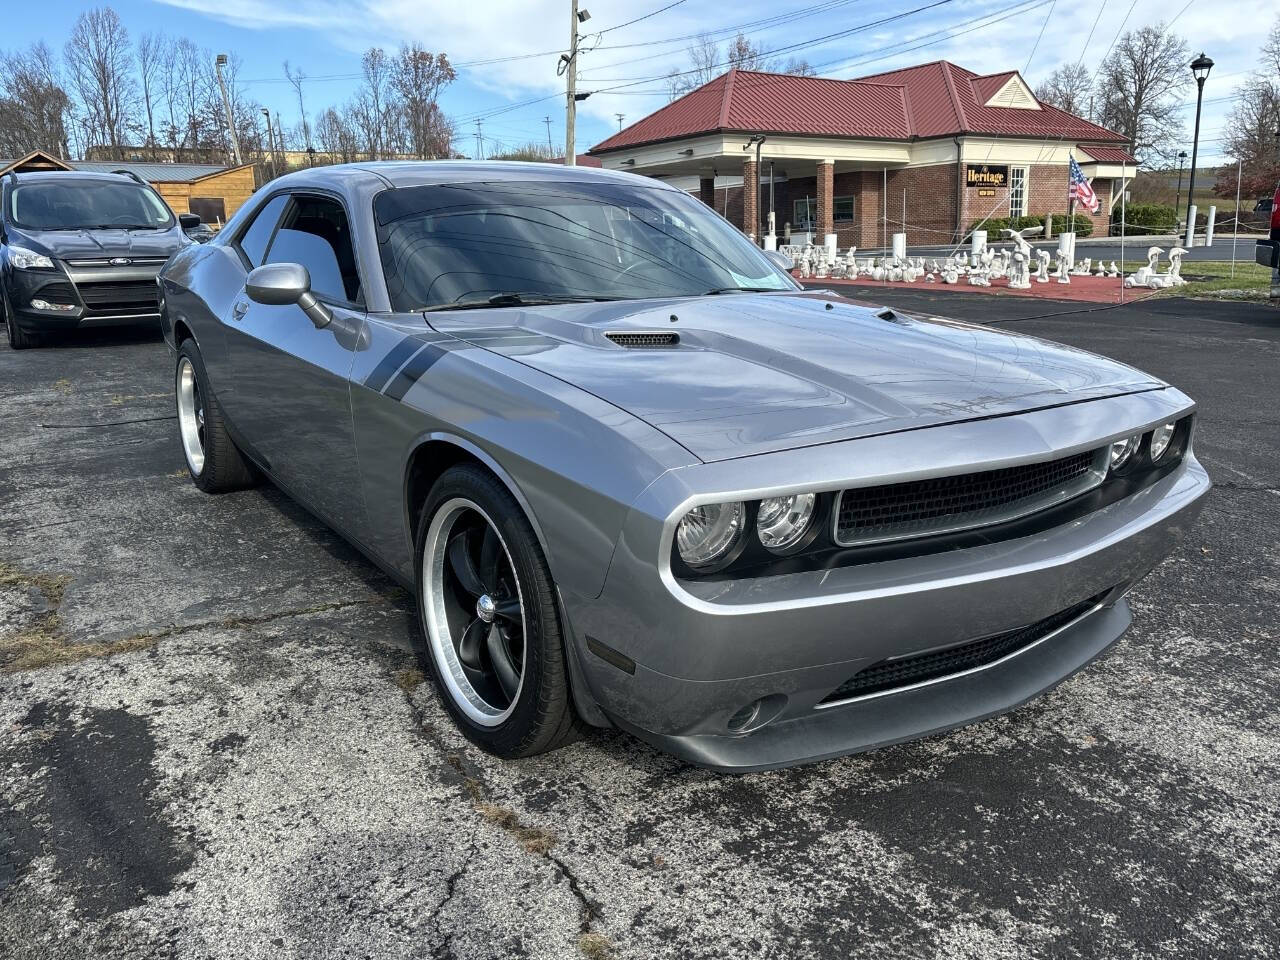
1068,155,1100,213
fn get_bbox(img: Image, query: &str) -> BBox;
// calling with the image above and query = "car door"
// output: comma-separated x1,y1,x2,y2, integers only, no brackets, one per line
220,190,370,533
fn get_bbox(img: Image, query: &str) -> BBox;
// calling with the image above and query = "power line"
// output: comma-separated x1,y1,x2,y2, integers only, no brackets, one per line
596,0,688,35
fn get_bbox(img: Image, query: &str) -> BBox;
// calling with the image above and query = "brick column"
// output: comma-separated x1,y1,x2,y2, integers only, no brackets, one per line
816,159,835,253
742,158,758,241
698,173,715,208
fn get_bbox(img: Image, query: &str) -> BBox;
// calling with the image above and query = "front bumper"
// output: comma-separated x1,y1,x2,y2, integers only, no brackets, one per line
7,262,163,330
565,389,1210,771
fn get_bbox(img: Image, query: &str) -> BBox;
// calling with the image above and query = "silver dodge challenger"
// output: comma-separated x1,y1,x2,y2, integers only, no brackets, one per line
159,162,1210,771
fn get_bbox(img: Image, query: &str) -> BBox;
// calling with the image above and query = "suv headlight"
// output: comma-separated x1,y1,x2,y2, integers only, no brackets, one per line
9,245,56,270
676,501,746,569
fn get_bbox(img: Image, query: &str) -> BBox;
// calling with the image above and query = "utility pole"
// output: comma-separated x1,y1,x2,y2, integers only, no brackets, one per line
562,1,590,166
544,116,554,155
214,54,243,166
615,113,625,132
474,120,484,160
261,107,277,179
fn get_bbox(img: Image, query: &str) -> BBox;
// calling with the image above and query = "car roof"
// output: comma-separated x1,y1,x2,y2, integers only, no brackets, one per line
272,160,682,193
8,170,145,185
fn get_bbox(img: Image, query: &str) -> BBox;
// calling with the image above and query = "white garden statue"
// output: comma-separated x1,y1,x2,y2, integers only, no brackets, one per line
1126,247,1162,288
1035,249,1051,283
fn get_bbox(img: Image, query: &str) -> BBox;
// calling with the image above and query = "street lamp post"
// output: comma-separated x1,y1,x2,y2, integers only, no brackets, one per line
1185,52,1214,245
1174,150,1187,215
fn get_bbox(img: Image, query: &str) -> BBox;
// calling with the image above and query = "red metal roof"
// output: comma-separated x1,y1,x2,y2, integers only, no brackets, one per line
1078,145,1137,164
590,61,1129,154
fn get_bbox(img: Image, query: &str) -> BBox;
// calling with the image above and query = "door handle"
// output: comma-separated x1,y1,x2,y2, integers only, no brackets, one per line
231,298,249,321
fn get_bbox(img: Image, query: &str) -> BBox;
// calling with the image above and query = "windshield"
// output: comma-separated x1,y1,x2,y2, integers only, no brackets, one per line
373,179,797,311
10,180,175,231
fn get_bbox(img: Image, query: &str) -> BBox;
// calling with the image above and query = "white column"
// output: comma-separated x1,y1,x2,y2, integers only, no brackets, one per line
892,232,907,261
1058,231,1075,265
1185,204,1197,248
1205,206,1216,247
971,230,987,257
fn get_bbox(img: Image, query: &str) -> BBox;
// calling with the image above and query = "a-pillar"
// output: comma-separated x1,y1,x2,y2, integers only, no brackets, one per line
698,170,715,209
816,159,836,256
742,157,759,243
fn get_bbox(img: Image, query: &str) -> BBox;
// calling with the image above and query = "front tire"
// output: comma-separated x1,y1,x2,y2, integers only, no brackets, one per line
414,464,579,758
3,287,39,350
175,339,256,493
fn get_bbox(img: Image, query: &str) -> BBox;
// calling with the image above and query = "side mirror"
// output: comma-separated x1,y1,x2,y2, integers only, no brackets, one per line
245,262,332,329
764,249,794,272
179,212,202,228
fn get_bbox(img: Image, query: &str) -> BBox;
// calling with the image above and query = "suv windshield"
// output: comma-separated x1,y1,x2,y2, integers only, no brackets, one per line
373,179,796,311
10,180,175,231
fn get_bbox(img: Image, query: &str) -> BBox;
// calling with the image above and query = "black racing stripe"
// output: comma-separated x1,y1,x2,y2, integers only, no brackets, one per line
364,336,425,393
383,343,445,401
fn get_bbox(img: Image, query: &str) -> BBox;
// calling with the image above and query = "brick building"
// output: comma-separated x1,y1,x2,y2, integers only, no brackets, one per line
588,62,1137,247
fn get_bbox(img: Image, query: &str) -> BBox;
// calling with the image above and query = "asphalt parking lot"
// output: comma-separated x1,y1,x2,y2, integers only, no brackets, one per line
2,294,1278,959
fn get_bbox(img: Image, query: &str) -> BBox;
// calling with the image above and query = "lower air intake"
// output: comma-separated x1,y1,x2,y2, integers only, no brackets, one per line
819,591,1110,705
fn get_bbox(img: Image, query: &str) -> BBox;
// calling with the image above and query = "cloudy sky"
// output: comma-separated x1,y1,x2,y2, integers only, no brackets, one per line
8,0,1271,162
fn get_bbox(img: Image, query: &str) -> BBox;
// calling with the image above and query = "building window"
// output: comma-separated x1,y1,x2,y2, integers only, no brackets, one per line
793,196,855,228
1008,166,1028,218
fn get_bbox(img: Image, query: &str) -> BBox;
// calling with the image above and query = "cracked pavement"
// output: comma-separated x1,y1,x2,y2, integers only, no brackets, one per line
2,297,1278,959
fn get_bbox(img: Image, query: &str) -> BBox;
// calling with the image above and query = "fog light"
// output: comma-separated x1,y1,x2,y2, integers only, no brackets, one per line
726,694,788,734
1109,434,1141,470
30,298,77,313
1149,422,1176,460
756,493,816,552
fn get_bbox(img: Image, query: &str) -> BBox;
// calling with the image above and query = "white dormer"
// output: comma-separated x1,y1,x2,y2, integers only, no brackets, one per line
984,74,1041,110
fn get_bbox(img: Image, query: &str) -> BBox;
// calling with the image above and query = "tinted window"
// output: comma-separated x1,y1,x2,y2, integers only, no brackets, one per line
264,195,361,304
374,180,795,311
10,180,173,230
237,194,288,267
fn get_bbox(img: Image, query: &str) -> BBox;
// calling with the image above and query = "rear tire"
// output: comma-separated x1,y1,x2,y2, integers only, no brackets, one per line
175,339,257,493
414,464,580,758
3,287,39,350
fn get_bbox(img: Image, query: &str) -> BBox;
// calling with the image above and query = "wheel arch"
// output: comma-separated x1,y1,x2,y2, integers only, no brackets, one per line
403,430,611,728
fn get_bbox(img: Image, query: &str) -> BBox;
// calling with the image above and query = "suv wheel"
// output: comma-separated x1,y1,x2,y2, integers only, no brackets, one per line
3,287,39,350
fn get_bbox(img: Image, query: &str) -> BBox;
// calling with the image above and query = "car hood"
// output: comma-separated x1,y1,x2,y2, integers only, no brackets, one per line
428,292,1166,463
16,227,183,261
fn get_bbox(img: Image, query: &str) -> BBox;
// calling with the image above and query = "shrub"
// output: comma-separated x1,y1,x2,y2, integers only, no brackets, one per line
1115,203,1176,230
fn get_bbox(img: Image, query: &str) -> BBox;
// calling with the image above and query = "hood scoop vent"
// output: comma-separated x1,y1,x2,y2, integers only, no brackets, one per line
604,331,680,348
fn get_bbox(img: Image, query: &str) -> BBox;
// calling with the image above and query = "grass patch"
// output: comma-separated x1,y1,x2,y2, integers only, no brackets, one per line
578,933,615,960
394,665,425,693
1118,259,1276,299
476,801,558,855
1,561,157,672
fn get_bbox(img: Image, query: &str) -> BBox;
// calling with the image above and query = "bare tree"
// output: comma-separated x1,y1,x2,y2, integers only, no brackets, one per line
665,32,814,101
1215,17,1280,199
63,6,138,159
136,31,163,155
0,43,72,157
283,60,311,150
1035,62,1093,118
391,44,455,159
1093,24,1189,164
665,34,721,100
353,47,393,160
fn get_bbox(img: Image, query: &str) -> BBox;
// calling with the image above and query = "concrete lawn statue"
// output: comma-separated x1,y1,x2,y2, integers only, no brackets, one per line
1107,260,1120,278
1035,249,1052,283
1126,247,1162,288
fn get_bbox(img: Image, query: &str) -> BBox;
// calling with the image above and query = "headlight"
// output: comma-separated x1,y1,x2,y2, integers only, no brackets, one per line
9,245,56,270
1149,422,1176,460
676,501,746,568
1109,434,1141,470
756,493,816,552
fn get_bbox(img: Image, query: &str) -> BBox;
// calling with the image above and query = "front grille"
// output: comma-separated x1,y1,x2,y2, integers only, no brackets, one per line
76,281,160,313
819,591,1109,704
834,448,1103,546
33,281,77,306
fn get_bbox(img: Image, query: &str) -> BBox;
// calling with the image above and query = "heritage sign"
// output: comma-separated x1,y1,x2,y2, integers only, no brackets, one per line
966,164,1009,189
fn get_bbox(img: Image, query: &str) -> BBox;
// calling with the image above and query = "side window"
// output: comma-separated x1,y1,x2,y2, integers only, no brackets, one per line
237,194,288,268
263,195,362,304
